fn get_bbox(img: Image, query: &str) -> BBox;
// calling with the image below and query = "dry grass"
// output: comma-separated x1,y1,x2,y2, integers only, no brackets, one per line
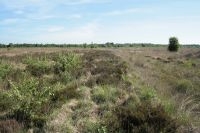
111,47,200,132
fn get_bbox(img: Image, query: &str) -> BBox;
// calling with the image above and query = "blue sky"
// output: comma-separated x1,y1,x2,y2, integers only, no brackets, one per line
0,0,200,44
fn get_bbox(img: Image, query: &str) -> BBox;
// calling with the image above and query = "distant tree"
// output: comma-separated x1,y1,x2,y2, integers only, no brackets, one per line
7,43,13,50
105,42,114,47
168,37,180,52
83,43,87,48
7,43,13,48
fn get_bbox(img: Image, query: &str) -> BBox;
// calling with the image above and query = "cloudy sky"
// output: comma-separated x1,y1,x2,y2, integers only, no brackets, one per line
0,0,200,44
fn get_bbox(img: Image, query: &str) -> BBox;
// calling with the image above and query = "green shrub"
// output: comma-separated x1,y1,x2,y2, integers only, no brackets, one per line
25,59,52,77
53,62,64,74
168,37,180,52
54,53,81,74
53,53,82,84
4,78,54,127
53,71,73,84
0,91,14,111
6,69,25,83
0,63,12,81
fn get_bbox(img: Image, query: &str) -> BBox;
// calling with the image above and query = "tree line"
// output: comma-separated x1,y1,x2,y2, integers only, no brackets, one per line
0,41,199,49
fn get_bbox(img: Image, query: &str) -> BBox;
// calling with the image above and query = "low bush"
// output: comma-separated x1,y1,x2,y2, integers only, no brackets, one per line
3,78,54,128
54,53,81,75
53,53,82,84
53,71,73,84
86,60,128,87
91,61,127,77
0,63,12,81
6,69,25,83
51,81,80,106
0,91,14,111
104,100,179,133
25,59,52,77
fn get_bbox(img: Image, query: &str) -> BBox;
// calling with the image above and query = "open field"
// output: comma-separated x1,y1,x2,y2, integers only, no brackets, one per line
0,47,200,133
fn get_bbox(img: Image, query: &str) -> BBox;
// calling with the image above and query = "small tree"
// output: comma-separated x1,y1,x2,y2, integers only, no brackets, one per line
168,37,179,52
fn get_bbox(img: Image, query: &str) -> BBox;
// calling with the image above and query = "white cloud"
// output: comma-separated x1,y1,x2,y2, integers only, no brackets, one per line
0,0,92,23
35,22,99,43
0,0,44,10
47,26,65,32
0,0,109,10
1,19,200,44
27,14,56,20
62,0,110,5
68,14,82,19
13,10,24,14
0,18,20,25
104,8,152,16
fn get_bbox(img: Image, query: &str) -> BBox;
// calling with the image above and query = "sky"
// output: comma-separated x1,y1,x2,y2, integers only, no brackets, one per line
0,0,200,44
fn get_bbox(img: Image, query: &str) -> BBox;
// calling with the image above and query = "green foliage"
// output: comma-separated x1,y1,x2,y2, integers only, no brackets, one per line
54,52,81,74
0,62,12,81
162,99,176,115
53,71,73,84
4,78,54,127
97,126,107,133
53,53,82,84
84,121,107,133
0,90,14,111
168,37,180,52
25,58,52,77
140,87,157,101
1,49,198,132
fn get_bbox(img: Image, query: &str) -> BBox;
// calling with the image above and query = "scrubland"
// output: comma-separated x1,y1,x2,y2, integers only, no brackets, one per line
0,47,199,133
